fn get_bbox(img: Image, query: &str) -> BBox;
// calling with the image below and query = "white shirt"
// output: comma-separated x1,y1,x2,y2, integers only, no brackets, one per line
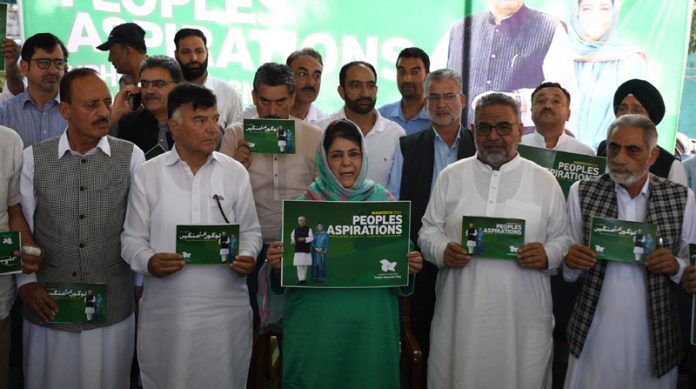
562,178,696,389
203,75,243,129
318,108,405,186
522,130,595,156
120,146,262,389
418,155,570,388
667,159,688,187
17,132,145,289
0,126,22,319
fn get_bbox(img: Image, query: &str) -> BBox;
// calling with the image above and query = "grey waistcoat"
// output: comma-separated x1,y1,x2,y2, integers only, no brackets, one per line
567,173,686,377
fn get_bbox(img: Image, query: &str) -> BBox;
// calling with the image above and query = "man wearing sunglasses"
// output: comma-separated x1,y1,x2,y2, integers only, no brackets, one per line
115,55,183,154
0,33,67,147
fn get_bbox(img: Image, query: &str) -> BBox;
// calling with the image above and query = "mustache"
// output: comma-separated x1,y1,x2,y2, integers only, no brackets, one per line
482,140,506,147
92,117,109,126
186,62,203,69
143,93,160,101
301,86,316,93
357,97,374,104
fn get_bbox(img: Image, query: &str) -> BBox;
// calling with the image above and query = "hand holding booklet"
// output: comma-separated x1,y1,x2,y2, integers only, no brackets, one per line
461,216,525,259
176,225,240,264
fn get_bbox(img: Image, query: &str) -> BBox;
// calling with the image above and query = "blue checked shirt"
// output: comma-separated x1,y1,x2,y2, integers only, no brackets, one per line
0,90,66,147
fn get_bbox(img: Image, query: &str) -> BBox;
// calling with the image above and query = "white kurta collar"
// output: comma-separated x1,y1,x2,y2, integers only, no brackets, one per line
163,145,220,168
474,153,522,173
58,131,111,158
613,175,651,200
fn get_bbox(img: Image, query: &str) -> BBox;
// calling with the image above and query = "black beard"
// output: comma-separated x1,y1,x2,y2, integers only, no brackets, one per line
180,57,208,81
345,96,375,115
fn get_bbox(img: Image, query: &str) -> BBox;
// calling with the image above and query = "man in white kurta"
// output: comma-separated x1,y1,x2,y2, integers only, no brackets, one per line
121,84,262,389
562,115,694,389
418,93,570,388
521,82,594,155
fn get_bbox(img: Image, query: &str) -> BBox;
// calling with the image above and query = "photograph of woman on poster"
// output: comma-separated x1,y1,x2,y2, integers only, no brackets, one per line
570,0,647,148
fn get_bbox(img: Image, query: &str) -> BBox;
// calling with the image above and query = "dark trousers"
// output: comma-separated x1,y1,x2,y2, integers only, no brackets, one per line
247,244,270,327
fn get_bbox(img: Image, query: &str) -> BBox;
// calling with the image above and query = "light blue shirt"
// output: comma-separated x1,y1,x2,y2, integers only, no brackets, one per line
378,100,431,135
387,127,462,199
0,90,67,147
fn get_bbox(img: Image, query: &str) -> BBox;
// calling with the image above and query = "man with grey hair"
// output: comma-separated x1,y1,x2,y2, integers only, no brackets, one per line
418,92,570,387
563,114,696,387
116,55,185,153
386,68,475,373
379,47,432,135
220,62,321,320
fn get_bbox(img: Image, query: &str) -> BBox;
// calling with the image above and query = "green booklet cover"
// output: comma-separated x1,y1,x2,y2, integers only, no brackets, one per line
145,144,166,160
517,144,606,198
176,224,240,264
588,217,657,264
0,231,20,275
243,118,295,154
45,282,107,324
281,200,411,288
461,216,525,259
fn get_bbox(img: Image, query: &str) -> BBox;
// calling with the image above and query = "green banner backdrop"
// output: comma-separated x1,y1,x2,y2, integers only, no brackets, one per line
20,1,691,150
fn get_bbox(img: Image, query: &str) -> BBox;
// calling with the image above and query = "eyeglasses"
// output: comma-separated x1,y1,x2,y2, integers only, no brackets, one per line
139,79,174,88
31,58,66,70
475,122,515,136
426,93,459,103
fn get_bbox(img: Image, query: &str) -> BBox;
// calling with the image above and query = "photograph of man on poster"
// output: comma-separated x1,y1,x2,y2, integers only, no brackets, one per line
291,216,313,284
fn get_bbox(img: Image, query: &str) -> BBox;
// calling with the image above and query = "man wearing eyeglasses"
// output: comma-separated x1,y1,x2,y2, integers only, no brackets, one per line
386,69,475,380
523,82,594,155
115,55,183,154
0,33,67,147
418,92,570,388
318,61,405,186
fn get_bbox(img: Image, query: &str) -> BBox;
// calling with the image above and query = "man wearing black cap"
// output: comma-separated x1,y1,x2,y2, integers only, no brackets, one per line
97,23,147,126
97,23,147,89
596,78,687,185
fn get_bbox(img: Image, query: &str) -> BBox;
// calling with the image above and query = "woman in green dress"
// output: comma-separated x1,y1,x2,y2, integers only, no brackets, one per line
265,119,422,388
